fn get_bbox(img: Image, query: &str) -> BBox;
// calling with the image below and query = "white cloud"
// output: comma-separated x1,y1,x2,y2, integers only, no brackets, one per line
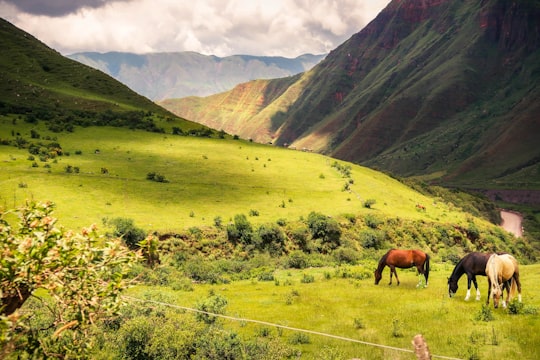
0,0,390,57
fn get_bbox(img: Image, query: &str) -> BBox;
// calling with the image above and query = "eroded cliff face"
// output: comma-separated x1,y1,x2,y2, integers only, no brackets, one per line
163,0,540,188
480,0,540,52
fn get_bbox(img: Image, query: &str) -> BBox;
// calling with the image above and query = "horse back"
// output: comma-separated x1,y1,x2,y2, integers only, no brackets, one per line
462,252,492,276
386,249,425,267
487,254,516,282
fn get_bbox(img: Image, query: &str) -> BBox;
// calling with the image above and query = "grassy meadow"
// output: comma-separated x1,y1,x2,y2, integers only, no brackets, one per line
3,115,539,360
1,115,474,233
126,262,540,360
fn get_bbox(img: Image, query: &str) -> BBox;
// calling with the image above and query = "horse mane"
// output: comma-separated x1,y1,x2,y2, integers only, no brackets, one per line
486,254,499,286
376,249,392,272
449,255,467,280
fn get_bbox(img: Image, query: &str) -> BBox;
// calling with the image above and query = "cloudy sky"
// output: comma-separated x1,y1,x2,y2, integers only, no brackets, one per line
0,0,390,57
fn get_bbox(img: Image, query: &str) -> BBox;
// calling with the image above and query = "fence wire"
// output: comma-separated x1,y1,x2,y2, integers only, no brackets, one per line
122,295,462,360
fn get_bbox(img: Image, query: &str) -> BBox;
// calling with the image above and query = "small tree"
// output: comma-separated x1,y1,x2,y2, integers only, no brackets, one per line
0,201,139,358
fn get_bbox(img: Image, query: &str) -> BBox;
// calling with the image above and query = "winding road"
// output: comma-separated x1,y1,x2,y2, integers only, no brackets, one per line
500,210,523,238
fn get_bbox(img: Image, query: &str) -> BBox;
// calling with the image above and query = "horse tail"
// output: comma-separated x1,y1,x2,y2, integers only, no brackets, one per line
424,253,430,284
509,278,518,301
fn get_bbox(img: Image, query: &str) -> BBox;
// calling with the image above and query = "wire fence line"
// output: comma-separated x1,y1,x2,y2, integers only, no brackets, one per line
122,295,462,360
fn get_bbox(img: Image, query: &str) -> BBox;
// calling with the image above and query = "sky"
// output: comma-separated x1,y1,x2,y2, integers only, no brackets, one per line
0,0,390,57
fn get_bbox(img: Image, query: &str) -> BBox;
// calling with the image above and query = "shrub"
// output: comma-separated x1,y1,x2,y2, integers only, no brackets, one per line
194,293,228,324
333,247,360,264
257,271,275,281
183,257,221,284
107,217,146,250
289,332,311,344
363,198,376,208
360,229,384,250
475,304,495,322
307,212,341,251
256,223,286,255
364,213,383,229
226,214,253,245
286,251,309,269
249,209,260,216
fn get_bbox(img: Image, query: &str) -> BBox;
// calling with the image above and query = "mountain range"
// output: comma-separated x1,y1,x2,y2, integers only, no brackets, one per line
160,0,540,194
67,52,325,101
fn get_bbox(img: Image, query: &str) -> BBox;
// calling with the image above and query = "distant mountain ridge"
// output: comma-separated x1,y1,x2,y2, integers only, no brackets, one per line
161,0,540,191
67,52,325,101
0,17,204,134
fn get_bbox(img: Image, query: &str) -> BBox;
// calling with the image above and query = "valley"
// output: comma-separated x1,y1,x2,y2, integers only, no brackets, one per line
1,0,539,358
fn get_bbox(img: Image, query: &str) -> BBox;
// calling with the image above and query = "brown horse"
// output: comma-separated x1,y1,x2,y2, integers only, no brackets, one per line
486,253,522,308
374,249,430,286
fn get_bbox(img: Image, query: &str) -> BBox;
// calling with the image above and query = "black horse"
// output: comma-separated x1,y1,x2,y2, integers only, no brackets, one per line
447,252,495,300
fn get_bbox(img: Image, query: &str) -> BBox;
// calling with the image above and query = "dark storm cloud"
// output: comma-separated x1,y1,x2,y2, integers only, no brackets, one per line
0,0,390,57
2,0,128,17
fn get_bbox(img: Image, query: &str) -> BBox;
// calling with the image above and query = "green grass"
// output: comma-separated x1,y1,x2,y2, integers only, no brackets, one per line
128,263,540,360
0,116,474,232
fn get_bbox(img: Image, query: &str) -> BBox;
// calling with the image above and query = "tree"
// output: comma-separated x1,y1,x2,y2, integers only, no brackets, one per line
0,201,140,358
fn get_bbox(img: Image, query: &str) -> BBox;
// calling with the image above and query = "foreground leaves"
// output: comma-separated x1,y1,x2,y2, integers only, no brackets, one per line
0,201,140,359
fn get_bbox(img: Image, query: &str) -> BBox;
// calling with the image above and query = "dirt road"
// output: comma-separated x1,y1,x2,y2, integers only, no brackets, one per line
500,210,523,238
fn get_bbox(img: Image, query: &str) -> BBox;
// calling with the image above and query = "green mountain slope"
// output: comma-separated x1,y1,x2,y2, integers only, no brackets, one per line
67,51,325,101
0,15,537,259
0,18,204,133
161,0,540,191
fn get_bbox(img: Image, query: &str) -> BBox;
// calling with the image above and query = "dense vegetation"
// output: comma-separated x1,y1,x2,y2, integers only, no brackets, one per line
2,201,539,359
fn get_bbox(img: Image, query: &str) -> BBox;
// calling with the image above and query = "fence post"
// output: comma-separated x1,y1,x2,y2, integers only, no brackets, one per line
412,334,431,360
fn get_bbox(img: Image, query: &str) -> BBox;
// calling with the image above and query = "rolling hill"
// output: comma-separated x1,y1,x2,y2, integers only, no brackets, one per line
0,14,523,243
161,0,540,192
0,17,206,134
67,51,325,101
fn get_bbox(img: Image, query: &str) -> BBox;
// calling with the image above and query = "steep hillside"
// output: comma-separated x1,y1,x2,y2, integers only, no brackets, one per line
68,52,325,101
0,18,204,133
162,0,540,191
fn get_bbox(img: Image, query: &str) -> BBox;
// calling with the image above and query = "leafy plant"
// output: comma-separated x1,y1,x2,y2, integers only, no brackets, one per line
0,201,139,358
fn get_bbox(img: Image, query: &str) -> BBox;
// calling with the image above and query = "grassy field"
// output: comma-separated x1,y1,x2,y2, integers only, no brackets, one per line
128,263,540,360
0,116,475,233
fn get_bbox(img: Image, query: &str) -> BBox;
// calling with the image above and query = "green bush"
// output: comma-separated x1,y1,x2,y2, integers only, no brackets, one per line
194,293,228,325
333,247,360,264
360,229,384,249
256,223,286,255
363,198,376,208
226,214,253,245
307,212,341,251
286,251,310,269
107,217,146,250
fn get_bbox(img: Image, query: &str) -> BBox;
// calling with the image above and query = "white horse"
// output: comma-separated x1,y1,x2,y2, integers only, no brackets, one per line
485,254,522,308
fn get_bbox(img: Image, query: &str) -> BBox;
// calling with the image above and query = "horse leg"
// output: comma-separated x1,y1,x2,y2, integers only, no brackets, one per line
388,266,395,285
416,265,426,288
465,276,472,301
472,276,480,301
502,280,510,308
486,278,492,306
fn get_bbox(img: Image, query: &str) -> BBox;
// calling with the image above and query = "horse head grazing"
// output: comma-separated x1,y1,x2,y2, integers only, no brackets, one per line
374,268,382,285
448,277,458,298
491,282,503,308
